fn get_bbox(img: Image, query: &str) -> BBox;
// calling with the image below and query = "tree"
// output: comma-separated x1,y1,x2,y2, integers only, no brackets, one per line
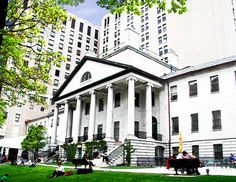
21,125,47,160
124,138,135,166
61,143,78,162
0,0,187,127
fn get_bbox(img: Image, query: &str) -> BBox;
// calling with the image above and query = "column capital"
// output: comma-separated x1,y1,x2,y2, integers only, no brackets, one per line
145,82,154,87
126,76,137,82
64,100,69,104
89,90,96,95
54,104,60,109
75,95,81,100
106,83,115,89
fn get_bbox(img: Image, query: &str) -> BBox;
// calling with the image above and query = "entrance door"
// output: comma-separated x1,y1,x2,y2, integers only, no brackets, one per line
135,121,139,138
114,121,119,142
8,148,18,161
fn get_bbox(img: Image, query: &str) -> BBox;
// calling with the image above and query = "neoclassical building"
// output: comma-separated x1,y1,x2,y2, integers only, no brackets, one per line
2,42,236,165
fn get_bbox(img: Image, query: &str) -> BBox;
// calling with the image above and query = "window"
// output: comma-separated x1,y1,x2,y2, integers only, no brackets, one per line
77,50,81,56
114,121,119,142
94,48,97,54
68,46,72,53
189,80,198,97
87,26,91,36
60,34,65,41
159,47,163,56
172,147,179,155
71,19,76,29
191,113,199,132
77,42,81,48
170,85,177,101
55,70,60,77
98,98,104,112
172,117,179,135
135,92,140,107
79,22,84,32
163,24,167,32
48,39,54,46
86,37,90,44
78,34,82,40
152,92,155,106
58,43,63,49
163,34,167,43
70,30,74,37
53,89,57,95
61,27,66,33
192,145,199,158
65,72,69,79
135,121,139,137
69,38,73,45
95,29,99,39
213,144,223,160
97,124,103,138
15,113,21,122
210,75,219,93
94,41,98,47
67,55,71,62
85,102,90,115
164,45,168,54
114,93,121,107
158,26,162,34
157,16,161,24
81,71,91,83
66,63,70,71
54,79,59,86
158,36,162,44
86,45,90,51
162,13,166,21
212,110,221,130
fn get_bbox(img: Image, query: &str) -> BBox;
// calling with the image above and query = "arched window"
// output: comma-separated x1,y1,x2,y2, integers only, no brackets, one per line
81,71,91,83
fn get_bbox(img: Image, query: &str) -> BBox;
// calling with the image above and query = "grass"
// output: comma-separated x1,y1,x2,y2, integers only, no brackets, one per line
0,164,236,182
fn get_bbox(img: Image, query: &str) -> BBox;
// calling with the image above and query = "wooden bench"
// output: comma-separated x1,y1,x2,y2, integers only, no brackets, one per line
168,159,203,175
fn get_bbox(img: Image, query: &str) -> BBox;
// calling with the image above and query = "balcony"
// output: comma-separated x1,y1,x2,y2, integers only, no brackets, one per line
153,133,162,141
65,137,73,144
78,135,88,142
93,133,106,140
135,131,146,139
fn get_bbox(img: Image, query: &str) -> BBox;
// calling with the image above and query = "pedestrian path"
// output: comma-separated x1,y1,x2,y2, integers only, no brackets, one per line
37,163,236,176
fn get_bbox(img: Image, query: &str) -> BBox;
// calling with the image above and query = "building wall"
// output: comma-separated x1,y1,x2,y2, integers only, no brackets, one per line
1,12,100,138
168,62,236,157
99,1,236,68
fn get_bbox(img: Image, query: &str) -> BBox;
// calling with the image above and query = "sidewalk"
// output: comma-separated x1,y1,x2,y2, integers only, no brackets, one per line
37,163,236,176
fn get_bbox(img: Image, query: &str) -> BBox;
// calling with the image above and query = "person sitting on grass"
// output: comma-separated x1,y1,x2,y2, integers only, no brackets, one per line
0,174,9,182
50,162,65,178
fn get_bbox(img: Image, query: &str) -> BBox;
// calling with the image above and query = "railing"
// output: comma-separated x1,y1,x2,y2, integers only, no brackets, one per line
93,133,106,140
137,157,168,167
135,131,146,139
65,137,73,143
78,135,88,142
153,133,162,141
108,144,124,164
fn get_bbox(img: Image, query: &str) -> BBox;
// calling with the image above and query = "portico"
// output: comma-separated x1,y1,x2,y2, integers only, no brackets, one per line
51,73,163,147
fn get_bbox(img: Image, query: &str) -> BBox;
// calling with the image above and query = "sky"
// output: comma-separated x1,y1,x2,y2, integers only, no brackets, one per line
65,1,109,26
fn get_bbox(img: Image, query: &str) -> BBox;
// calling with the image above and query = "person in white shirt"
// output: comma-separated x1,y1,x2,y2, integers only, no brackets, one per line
50,162,65,178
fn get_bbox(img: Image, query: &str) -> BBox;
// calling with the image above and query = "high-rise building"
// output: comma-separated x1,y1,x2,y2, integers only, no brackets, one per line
0,12,100,138
99,0,236,67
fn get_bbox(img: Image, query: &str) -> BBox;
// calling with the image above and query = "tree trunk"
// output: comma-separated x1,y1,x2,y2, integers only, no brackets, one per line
0,0,8,46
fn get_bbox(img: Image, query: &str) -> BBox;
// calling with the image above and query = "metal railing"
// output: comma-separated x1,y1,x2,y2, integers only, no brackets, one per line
93,133,106,140
153,133,162,141
135,131,146,139
65,137,73,143
78,135,88,142
137,157,168,167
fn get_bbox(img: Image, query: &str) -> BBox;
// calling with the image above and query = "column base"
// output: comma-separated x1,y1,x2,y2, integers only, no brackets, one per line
126,135,138,140
146,137,155,141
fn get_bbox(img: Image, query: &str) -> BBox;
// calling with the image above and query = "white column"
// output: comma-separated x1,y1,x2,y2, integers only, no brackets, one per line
105,84,114,140
126,76,137,138
72,96,82,143
51,104,59,145
88,90,96,141
146,82,153,139
63,100,69,140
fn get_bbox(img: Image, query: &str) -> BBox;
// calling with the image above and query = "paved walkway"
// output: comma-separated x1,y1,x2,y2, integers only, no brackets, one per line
37,163,236,176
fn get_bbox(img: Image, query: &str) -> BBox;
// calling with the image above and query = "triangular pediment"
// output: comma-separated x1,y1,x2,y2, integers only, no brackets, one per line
55,57,128,100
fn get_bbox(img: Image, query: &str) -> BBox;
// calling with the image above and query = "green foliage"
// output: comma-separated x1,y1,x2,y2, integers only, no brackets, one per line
61,143,78,162
84,140,107,160
124,138,136,166
97,0,187,15
0,0,84,128
21,125,47,159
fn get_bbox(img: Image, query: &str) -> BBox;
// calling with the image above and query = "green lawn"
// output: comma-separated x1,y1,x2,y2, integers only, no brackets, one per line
0,164,236,182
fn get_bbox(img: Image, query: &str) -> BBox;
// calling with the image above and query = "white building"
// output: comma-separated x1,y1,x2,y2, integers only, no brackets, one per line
99,0,236,67
0,12,100,139
20,42,236,165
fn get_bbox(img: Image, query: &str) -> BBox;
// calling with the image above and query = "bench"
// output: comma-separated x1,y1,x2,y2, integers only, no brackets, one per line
72,159,92,169
168,158,204,175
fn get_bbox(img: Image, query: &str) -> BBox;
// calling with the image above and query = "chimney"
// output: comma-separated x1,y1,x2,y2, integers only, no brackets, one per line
124,26,140,49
